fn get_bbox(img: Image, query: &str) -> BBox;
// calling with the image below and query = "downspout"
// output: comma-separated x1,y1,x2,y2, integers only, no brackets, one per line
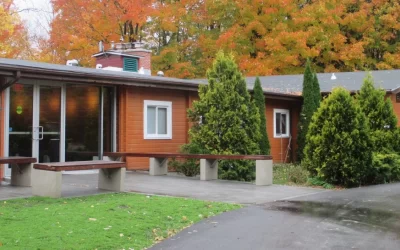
0,71,21,93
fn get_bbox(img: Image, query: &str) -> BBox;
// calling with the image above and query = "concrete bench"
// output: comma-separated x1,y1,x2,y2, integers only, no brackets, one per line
0,157,37,186
32,160,126,198
104,152,273,186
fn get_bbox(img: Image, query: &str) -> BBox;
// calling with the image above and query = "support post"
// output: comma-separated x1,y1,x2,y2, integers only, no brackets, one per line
149,157,168,176
98,168,126,192
200,159,218,181
256,159,273,186
11,163,33,187
32,169,62,198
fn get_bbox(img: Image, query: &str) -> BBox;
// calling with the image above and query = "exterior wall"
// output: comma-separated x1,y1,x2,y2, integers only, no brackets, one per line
96,55,124,68
118,86,301,169
125,51,151,71
118,86,196,169
265,98,302,163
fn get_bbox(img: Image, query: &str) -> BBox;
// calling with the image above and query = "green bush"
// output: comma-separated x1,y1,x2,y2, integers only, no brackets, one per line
273,164,309,185
168,143,210,177
368,153,400,184
307,177,334,189
303,87,373,187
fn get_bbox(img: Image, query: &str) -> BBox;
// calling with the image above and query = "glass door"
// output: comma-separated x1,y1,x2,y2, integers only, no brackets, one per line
35,85,62,163
7,84,34,177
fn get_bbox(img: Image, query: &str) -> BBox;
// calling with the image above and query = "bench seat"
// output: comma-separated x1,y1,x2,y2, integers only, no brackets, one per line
0,156,37,187
104,152,273,186
32,160,126,198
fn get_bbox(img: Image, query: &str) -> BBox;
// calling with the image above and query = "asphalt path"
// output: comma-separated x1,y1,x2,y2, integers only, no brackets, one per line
152,183,400,250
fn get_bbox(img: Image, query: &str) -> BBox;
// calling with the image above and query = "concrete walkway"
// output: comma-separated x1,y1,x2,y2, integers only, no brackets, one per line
0,171,327,203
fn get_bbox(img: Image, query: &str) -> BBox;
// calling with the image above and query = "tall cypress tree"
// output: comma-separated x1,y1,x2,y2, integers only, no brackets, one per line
253,77,271,155
297,60,320,162
188,51,261,181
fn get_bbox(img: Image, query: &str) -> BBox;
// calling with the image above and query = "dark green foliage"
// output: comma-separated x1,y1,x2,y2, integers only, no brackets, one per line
368,153,400,184
253,77,271,155
168,143,210,177
303,88,372,187
357,74,398,152
307,177,334,189
187,51,261,181
297,60,321,162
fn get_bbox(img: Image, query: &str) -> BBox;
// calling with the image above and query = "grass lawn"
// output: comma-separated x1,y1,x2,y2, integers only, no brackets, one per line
0,193,240,250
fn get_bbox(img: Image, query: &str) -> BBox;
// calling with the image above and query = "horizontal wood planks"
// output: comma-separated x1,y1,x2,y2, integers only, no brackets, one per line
33,160,125,172
0,157,37,164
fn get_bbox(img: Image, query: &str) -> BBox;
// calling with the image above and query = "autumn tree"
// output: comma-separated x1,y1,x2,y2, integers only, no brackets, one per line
188,52,261,181
0,0,32,59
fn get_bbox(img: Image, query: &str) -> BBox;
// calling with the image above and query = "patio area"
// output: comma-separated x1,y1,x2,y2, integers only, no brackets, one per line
0,171,329,204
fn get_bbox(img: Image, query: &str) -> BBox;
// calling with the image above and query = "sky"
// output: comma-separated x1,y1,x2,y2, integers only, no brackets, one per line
14,0,53,38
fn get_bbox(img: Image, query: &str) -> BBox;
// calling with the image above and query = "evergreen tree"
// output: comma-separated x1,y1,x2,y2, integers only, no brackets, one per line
313,71,321,107
188,51,261,181
357,74,398,151
253,77,271,155
303,88,372,187
297,60,320,162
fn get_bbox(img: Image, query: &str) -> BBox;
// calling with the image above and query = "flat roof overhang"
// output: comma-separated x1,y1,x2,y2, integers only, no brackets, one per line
0,59,302,101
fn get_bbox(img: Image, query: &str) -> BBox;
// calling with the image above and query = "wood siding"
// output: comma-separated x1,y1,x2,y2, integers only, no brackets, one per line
118,85,301,169
118,86,194,169
389,93,400,126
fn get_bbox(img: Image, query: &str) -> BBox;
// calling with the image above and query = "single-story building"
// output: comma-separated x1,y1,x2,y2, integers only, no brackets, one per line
1,42,399,180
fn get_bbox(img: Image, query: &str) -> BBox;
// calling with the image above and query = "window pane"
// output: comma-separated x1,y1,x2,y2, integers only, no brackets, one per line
147,107,156,134
157,107,167,134
281,114,287,135
276,113,281,134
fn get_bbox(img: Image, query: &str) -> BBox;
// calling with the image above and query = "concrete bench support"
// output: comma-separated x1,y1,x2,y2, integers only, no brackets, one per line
98,168,126,191
149,157,168,176
200,159,218,181
256,159,273,186
32,169,62,198
11,163,34,187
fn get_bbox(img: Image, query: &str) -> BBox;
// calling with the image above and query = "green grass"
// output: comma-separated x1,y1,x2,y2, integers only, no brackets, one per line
0,193,240,250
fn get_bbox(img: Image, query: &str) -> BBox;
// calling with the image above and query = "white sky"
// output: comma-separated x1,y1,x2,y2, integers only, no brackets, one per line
14,0,53,38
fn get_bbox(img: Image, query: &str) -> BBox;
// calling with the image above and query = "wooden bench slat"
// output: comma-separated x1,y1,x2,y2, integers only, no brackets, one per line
0,157,37,164
104,152,272,160
33,160,125,172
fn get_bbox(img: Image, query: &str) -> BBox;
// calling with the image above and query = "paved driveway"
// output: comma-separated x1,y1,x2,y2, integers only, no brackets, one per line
152,182,400,250
1,171,326,203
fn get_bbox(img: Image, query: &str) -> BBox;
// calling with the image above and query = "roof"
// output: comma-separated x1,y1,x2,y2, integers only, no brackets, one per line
245,70,400,95
0,58,301,100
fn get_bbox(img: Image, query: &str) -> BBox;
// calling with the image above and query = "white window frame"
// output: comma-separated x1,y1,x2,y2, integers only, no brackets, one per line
144,100,172,139
273,109,290,138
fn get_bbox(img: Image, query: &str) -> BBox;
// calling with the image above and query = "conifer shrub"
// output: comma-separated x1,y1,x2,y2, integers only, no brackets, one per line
253,77,271,155
187,51,261,181
303,87,372,187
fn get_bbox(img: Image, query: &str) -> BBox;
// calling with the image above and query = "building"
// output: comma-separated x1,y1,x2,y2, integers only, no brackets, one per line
1,43,399,180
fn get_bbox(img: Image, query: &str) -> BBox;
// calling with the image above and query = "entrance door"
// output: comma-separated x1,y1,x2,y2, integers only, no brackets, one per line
7,84,34,177
33,85,62,163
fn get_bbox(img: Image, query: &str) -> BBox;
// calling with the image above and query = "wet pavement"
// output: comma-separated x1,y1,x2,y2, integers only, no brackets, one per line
152,182,400,250
0,171,326,203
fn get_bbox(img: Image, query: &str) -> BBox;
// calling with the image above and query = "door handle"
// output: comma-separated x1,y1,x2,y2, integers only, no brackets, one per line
39,126,44,140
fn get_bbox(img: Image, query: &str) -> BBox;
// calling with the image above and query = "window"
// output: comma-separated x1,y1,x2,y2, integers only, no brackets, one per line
123,57,138,72
274,109,290,138
144,100,172,139
396,93,400,103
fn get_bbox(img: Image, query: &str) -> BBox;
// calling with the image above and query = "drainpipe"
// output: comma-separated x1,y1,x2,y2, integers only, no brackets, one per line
0,71,21,93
